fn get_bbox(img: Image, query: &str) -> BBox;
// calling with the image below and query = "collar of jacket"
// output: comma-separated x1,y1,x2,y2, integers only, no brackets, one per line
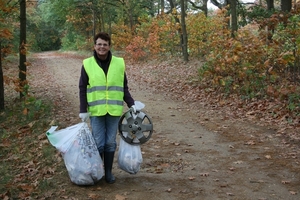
93,50,112,63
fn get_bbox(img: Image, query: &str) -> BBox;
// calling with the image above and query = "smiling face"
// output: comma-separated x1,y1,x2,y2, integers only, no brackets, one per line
94,38,110,60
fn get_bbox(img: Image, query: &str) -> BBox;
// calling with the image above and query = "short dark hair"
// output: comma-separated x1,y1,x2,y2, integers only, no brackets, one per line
94,32,111,45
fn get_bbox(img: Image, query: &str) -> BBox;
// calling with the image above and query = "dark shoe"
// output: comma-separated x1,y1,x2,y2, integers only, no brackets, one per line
104,151,115,184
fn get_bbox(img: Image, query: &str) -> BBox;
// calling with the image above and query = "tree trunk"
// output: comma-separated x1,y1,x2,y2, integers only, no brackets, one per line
203,0,208,17
266,0,274,10
161,0,165,14
210,0,229,9
19,0,27,98
265,0,275,42
92,8,95,36
281,0,292,12
0,41,4,110
180,0,188,61
230,0,237,37
169,0,182,56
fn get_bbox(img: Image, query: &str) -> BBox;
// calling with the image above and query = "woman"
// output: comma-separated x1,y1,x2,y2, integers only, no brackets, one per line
79,32,136,184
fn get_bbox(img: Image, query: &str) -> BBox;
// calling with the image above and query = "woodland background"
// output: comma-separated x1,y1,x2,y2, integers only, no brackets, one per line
0,0,300,198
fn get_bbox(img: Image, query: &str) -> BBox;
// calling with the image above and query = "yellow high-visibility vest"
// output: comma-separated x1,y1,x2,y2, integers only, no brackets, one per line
83,56,125,116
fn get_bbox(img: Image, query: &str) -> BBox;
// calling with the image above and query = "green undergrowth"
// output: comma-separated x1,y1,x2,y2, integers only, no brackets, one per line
0,94,68,199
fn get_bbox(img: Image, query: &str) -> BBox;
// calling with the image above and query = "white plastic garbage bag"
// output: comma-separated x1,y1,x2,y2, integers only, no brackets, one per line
46,122,104,185
118,133,143,174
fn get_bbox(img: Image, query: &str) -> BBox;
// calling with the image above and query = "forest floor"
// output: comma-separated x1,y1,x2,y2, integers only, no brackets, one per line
1,51,300,200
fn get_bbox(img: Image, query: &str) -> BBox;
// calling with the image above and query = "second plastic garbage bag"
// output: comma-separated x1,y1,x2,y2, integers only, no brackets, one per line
118,133,143,174
46,122,104,185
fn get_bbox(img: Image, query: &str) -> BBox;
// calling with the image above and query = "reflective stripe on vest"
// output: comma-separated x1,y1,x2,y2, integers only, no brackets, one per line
83,56,125,116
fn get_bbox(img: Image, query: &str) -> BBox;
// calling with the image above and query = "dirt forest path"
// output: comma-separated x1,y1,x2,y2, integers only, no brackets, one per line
30,52,299,200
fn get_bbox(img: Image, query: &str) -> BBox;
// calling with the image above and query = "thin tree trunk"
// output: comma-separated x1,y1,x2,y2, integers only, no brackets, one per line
281,0,292,12
19,0,27,98
267,0,274,10
266,0,274,42
0,41,4,110
161,0,165,14
230,0,237,37
169,0,182,56
203,0,208,17
180,0,188,61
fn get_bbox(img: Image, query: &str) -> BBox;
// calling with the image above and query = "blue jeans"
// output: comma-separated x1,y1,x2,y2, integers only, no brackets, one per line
90,114,119,153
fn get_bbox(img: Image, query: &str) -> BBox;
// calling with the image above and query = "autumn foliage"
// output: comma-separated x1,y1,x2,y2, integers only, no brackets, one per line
116,7,299,125
113,13,181,61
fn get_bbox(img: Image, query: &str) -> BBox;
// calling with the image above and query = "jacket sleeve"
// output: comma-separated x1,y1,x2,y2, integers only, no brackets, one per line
123,73,135,108
79,66,89,113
